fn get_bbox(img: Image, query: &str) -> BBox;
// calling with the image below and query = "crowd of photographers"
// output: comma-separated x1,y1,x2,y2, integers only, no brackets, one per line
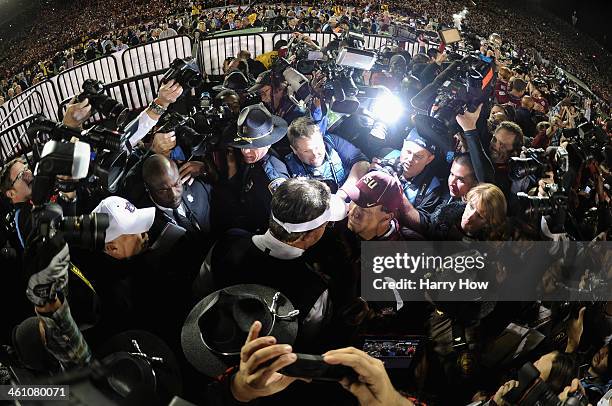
0,1,612,405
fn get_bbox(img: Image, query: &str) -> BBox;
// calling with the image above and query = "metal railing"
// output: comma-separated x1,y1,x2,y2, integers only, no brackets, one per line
197,33,266,75
0,104,6,129
0,30,439,165
0,115,39,163
1,80,59,131
362,33,398,51
122,35,193,78
271,31,339,50
56,54,121,102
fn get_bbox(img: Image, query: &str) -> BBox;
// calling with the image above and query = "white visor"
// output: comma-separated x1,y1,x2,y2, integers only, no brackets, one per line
271,194,348,233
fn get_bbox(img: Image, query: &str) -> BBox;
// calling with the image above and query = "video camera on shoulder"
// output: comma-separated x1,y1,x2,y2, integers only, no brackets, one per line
27,115,130,194
410,53,496,135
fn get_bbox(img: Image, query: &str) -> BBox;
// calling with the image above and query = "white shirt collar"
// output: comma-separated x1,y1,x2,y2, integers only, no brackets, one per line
153,200,185,218
252,230,305,260
379,218,397,239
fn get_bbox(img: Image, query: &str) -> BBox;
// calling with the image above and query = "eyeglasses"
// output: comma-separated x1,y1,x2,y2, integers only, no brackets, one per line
10,164,30,189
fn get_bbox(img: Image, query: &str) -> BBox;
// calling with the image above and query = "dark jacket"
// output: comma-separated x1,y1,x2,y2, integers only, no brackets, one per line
515,107,536,139
206,229,332,350
418,200,469,240
211,152,289,234
462,129,496,184
69,240,195,346
147,180,213,241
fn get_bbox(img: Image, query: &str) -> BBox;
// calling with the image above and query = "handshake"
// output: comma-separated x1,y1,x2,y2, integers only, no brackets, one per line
230,321,414,406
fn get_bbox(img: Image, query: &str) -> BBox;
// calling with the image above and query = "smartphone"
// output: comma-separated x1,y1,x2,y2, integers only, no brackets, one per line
362,337,423,369
280,354,357,382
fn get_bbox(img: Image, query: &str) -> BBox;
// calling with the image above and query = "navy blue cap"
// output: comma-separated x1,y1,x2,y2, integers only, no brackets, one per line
404,127,438,155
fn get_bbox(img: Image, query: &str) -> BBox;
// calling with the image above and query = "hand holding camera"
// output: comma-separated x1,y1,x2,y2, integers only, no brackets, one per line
151,131,177,156
156,79,183,108
323,347,414,406
456,103,483,132
63,97,93,129
24,232,70,307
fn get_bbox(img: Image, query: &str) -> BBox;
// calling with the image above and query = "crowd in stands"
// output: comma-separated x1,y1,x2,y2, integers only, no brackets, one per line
0,0,610,110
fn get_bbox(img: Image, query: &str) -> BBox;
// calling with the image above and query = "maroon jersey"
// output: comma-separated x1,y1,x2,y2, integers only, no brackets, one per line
507,93,522,109
534,96,549,113
495,80,510,104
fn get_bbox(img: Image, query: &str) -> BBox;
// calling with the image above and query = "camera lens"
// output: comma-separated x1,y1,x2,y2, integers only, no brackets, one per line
95,94,128,124
509,158,542,180
185,71,203,88
59,213,109,251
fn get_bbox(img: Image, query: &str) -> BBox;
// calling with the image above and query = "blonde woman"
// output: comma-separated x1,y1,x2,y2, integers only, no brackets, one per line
408,183,508,241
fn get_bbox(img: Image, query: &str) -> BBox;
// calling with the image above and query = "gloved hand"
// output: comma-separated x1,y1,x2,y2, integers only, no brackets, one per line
25,233,70,307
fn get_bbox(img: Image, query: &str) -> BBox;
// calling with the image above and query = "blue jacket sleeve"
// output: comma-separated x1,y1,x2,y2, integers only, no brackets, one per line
329,134,369,169
310,102,328,134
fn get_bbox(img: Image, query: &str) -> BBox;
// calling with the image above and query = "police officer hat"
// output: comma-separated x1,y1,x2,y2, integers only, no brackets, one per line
224,103,288,149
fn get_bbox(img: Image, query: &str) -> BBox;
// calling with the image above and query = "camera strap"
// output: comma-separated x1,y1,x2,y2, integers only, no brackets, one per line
15,208,25,249
70,263,96,294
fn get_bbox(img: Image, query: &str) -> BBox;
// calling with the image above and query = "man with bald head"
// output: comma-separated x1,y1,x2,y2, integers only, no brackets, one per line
142,154,212,241
515,95,537,139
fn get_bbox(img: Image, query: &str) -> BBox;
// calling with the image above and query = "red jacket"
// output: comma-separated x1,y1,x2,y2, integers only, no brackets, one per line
495,80,509,104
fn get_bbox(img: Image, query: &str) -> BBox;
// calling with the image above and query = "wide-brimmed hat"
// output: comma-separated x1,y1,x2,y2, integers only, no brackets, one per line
181,284,299,377
224,103,288,149
212,70,251,93
96,330,183,405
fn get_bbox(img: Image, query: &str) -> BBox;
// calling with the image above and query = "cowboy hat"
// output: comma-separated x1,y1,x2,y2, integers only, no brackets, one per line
181,284,298,377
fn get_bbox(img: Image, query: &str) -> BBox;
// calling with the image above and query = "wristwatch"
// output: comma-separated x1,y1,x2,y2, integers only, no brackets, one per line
58,191,77,203
148,100,167,115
